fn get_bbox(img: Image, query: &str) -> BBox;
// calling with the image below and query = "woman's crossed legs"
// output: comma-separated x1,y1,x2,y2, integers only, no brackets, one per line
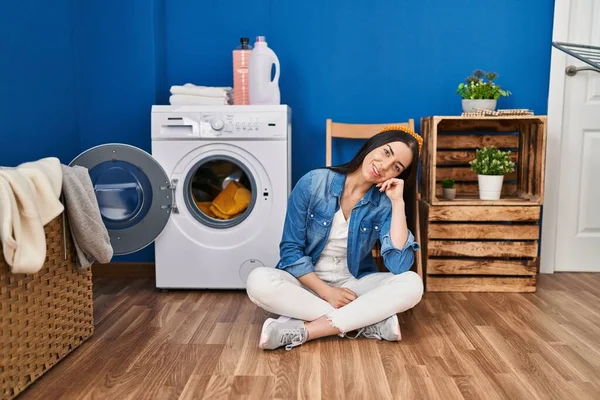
246,267,423,350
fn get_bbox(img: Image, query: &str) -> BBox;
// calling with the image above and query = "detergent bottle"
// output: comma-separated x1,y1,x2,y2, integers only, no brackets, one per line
232,37,252,105
248,36,280,105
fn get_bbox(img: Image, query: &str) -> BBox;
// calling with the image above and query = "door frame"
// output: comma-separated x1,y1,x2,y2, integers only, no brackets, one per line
540,0,572,273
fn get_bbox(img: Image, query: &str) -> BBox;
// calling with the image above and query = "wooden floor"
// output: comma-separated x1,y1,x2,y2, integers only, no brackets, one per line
19,273,600,400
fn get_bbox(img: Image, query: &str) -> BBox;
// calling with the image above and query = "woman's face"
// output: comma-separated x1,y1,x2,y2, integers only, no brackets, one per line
361,141,414,183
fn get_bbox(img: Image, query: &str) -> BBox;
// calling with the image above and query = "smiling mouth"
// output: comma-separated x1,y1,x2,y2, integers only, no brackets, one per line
372,164,381,178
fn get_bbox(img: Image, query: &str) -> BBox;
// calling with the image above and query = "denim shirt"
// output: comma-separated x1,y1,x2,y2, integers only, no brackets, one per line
276,168,420,279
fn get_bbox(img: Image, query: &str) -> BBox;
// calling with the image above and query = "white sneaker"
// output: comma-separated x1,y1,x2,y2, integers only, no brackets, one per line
350,314,401,341
259,316,308,350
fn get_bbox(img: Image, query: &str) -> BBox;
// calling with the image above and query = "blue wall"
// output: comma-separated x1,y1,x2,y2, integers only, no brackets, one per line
0,1,78,166
0,0,555,262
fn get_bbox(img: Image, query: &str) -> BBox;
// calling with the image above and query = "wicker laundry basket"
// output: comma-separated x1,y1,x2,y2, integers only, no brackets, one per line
0,213,93,399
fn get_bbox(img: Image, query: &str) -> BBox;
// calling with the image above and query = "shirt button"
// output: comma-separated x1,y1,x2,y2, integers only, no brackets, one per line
375,226,379,230
363,227,367,231
310,214,314,217
323,222,327,225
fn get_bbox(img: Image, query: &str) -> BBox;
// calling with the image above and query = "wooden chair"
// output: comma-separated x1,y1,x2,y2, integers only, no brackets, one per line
325,118,423,278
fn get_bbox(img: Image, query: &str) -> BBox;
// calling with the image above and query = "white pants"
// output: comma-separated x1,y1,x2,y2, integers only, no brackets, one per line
246,264,424,334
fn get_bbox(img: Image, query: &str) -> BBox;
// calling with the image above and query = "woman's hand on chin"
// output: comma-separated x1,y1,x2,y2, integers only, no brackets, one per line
376,178,405,202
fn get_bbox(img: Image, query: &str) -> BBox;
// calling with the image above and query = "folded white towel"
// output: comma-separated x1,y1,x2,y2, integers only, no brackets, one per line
170,83,232,98
0,157,64,274
169,94,230,106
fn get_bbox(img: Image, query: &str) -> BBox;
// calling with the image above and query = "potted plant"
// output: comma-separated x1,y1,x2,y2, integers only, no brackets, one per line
456,70,511,112
441,178,456,200
469,147,516,200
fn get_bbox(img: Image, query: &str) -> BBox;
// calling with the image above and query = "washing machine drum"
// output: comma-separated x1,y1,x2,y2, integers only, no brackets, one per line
70,143,172,255
183,155,257,229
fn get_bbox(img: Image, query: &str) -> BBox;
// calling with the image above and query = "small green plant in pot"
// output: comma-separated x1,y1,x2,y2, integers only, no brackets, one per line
441,178,456,200
456,70,511,113
470,147,516,200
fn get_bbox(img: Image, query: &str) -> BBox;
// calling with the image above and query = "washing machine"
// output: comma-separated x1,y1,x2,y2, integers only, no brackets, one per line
70,105,291,289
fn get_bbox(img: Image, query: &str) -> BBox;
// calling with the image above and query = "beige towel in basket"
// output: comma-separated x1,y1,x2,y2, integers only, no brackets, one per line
0,157,64,273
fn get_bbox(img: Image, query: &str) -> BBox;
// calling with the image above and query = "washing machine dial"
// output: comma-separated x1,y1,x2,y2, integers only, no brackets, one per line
211,117,224,131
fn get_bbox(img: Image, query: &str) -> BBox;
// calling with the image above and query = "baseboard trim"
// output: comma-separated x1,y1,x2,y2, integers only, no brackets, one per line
92,262,155,278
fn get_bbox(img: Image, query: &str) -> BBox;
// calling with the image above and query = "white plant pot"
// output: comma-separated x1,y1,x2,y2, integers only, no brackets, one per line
462,99,497,113
478,174,504,200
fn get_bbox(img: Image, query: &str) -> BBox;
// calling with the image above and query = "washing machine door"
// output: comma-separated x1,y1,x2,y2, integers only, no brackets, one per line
70,143,173,255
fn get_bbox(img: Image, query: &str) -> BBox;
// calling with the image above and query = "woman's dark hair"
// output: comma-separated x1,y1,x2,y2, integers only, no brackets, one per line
327,129,420,181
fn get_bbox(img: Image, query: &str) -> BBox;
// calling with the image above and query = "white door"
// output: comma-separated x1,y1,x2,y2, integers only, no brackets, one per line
543,0,600,272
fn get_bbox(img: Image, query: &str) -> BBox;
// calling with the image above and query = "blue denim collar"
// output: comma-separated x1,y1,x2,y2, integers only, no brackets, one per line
328,169,381,206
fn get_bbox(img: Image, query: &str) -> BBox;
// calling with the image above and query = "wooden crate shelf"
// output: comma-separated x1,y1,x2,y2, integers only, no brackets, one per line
418,115,547,292
419,201,540,293
421,116,547,206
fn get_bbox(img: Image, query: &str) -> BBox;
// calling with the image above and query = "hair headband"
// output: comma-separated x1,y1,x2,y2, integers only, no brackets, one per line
378,125,423,154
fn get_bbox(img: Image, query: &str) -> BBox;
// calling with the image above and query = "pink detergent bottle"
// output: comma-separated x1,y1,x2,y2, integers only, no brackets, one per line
232,37,252,105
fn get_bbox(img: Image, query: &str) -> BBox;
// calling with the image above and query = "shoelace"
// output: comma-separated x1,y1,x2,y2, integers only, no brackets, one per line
361,324,383,340
346,323,383,340
280,328,306,351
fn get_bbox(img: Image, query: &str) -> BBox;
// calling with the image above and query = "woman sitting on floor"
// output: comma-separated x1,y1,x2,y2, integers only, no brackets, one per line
246,125,424,350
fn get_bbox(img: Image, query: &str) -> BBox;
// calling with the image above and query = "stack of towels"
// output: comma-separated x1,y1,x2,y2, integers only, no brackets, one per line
169,83,233,105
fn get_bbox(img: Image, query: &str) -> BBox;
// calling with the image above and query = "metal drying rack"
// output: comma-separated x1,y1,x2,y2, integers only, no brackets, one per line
552,42,600,76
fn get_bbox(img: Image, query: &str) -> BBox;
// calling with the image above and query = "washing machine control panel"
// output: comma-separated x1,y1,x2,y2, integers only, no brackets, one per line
199,111,288,139
151,106,290,140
